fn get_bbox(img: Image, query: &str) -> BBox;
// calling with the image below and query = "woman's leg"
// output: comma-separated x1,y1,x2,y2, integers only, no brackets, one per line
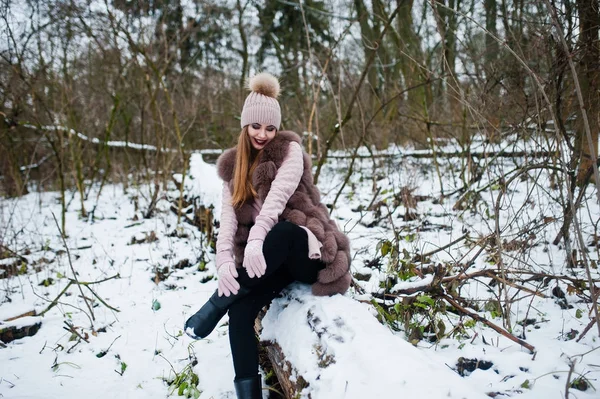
229,222,324,380
185,221,323,340
237,221,325,287
228,268,293,380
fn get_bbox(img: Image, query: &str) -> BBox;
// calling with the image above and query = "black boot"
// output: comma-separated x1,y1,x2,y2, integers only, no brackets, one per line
185,287,250,339
234,375,262,399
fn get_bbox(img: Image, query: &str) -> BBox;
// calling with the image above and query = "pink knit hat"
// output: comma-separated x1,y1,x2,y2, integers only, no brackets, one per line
240,73,281,130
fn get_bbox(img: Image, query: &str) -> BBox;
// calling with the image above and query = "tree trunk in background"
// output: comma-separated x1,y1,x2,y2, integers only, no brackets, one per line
485,0,499,88
434,0,460,114
156,0,183,74
575,0,599,184
236,0,249,97
550,0,572,154
372,0,394,96
435,0,458,79
482,0,501,132
395,0,432,113
354,0,380,95
0,120,27,197
500,0,527,115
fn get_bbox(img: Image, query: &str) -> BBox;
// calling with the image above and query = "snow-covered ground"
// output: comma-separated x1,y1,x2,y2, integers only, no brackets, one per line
1,140,599,398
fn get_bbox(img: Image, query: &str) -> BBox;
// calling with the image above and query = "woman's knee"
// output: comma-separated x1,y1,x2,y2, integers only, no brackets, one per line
264,221,305,248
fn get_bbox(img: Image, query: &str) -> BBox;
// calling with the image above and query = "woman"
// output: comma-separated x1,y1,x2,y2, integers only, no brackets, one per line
184,72,351,399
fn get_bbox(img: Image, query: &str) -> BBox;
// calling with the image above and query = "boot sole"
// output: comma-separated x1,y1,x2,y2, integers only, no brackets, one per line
184,326,202,340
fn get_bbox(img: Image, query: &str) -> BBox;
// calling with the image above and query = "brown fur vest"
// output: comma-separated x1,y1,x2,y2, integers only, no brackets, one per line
216,131,351,296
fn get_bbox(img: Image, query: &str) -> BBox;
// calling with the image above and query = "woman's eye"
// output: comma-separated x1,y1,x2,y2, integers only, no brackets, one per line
252,124,261,129
267,126,275,132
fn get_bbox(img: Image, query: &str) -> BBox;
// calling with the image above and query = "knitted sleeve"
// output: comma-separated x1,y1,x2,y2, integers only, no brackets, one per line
248,141,303,241
216,182,238,268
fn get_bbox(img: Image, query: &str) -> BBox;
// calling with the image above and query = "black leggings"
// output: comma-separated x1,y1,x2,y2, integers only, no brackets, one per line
228,221,324,380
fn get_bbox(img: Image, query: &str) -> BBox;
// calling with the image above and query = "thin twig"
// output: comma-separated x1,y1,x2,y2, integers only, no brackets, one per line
68,273,121,285
441,293,535,353
51,212,95,322
38,281,73,316
576,317,597,343
84,285,120,313
565,358,576,399
417,234,469,260
62,321,89,343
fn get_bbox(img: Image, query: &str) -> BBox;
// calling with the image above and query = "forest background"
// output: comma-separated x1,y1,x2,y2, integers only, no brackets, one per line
2,0,598,202
1,1,600,397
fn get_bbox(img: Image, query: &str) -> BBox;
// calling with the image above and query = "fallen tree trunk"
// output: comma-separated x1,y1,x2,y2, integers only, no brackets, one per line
255,315,307,399
253,285,488,399
325,150,558,160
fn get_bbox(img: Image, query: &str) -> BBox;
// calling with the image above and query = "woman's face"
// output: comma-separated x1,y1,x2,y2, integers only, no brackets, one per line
247,123,277,150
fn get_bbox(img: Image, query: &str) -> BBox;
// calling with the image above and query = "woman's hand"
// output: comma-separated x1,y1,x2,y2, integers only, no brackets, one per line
217,262,240,297
243,240,267,278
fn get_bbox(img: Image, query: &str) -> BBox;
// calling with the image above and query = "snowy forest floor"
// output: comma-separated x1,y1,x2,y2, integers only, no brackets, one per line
1,137,600,399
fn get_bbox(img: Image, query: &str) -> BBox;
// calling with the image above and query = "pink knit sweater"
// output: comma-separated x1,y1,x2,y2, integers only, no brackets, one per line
216,141,322,269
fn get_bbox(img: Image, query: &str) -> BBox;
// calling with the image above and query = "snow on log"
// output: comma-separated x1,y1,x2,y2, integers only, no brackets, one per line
259,284,487,399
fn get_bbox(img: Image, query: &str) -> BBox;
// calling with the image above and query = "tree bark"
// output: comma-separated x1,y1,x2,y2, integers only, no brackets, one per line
236,0,249,98
0,119,28,197
484,0,499,102
354,0,380,93
575,0,600,184
396,0,432,112
255,313,307,399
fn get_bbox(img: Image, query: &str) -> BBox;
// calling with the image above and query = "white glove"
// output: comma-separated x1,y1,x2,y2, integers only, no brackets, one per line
217,262,240,297
243,240,267,278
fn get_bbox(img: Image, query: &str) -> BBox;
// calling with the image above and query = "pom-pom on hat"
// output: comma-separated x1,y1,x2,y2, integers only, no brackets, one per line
240,72,281,130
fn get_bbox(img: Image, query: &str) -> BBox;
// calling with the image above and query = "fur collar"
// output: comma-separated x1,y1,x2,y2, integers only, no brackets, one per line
216,131,301,182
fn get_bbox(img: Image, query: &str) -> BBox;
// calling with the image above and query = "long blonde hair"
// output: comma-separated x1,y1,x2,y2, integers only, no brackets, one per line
231,126,261,208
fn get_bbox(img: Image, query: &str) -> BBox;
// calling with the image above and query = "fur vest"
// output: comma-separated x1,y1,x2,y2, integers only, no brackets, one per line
216,131,351,296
